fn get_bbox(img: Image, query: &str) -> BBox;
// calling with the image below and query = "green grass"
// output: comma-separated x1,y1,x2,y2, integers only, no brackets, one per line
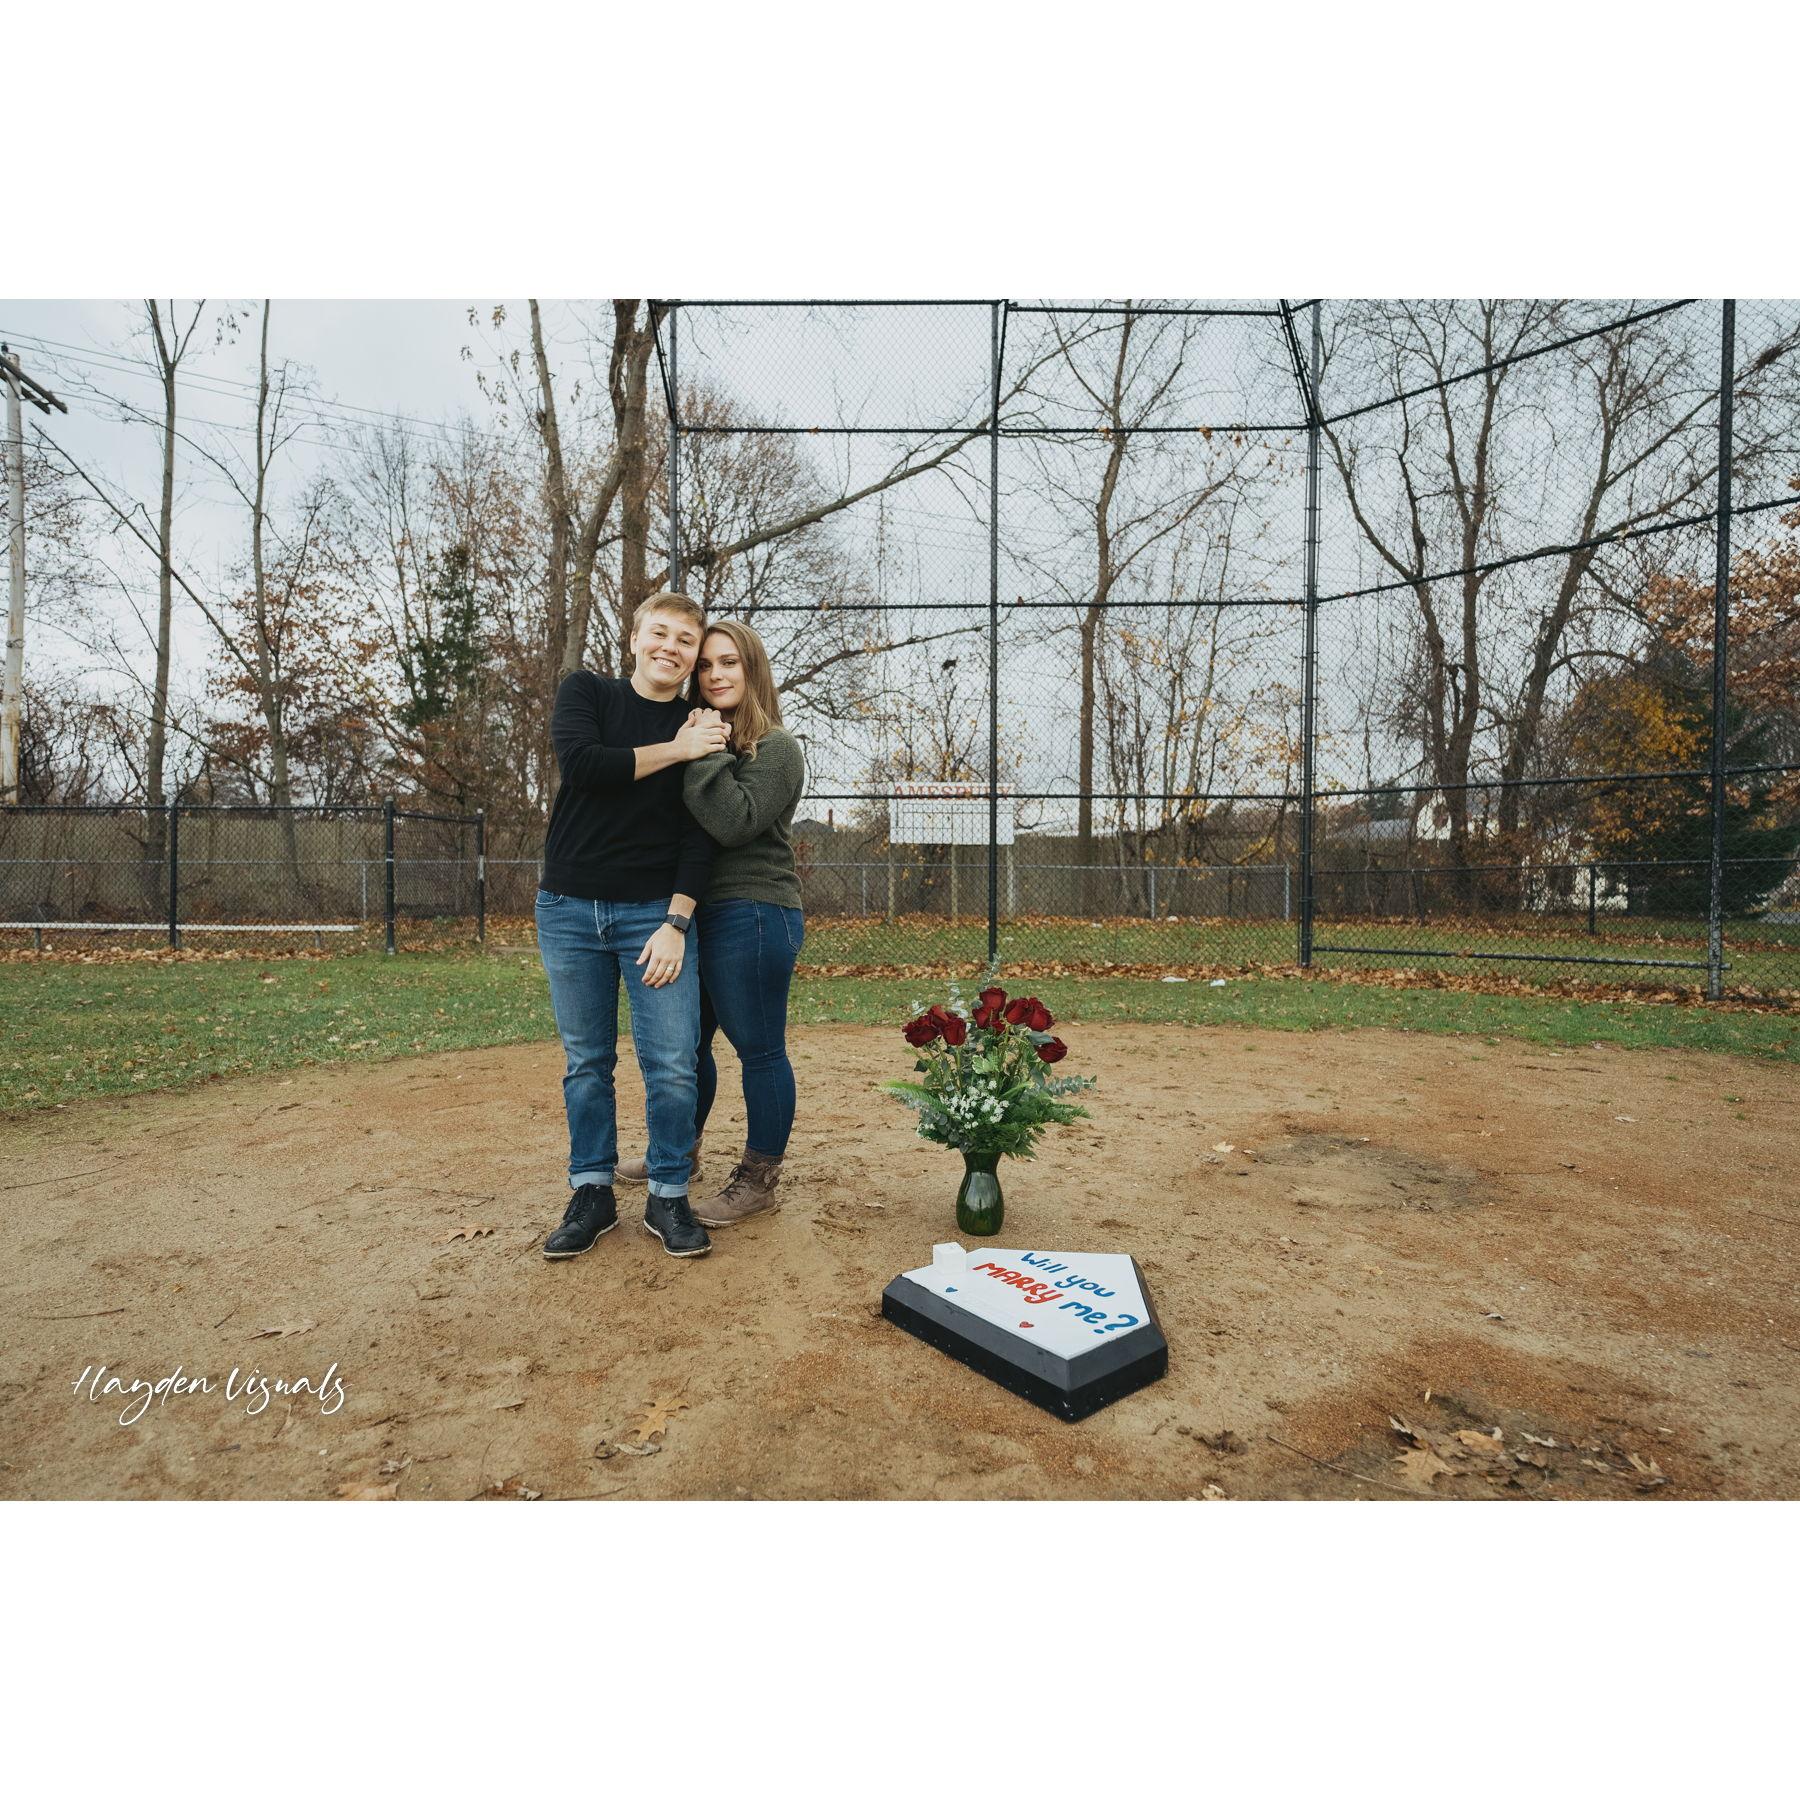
797,914,1800,991
4,947,1796,1115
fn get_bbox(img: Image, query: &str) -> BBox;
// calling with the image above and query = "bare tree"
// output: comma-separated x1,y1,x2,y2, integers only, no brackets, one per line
141,302,208,829
1321,298,1800,888
1013,308,1255,902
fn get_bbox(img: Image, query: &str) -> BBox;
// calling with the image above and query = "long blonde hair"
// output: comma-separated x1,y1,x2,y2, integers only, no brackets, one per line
700,619,783,759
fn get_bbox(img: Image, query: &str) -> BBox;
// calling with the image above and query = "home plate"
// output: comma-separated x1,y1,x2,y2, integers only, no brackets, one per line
882,1243,1168,1421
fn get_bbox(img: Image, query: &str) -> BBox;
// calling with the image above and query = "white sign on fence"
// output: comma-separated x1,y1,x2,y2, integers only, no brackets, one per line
888,782,1015,847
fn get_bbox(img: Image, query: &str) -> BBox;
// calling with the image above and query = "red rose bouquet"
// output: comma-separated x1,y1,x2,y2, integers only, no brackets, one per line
886,980,1092,1233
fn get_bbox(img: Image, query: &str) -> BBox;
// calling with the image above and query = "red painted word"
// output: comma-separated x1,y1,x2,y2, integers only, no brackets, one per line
971,1261,1062,1306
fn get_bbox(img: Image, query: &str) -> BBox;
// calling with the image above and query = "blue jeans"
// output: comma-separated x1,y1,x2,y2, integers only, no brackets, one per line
695,900,803,1158
535,890,700,1199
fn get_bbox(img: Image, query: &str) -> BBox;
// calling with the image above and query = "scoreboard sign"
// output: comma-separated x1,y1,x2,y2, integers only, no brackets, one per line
888,782,1015,846
882,1242,1167,1421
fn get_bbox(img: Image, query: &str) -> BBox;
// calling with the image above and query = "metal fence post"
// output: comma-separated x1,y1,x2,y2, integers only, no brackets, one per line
667,303,682,593
987,299,1002,969
1299,303,1323,967
1587,863,1598,936
1707,300,1736,1002
167,802,179,949
384,798,396,957
475,808,487,945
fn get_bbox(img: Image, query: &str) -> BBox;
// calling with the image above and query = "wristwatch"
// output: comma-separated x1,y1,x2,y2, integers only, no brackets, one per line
663,913,692,935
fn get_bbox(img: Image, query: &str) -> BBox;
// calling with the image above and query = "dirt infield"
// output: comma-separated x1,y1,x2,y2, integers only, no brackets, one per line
2,1023,1796,1501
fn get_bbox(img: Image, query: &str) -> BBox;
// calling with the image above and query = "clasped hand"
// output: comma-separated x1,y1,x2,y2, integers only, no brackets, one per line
675,707,730,760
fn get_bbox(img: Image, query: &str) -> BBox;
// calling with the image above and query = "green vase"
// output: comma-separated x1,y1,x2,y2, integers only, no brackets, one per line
956,1151,1004,1237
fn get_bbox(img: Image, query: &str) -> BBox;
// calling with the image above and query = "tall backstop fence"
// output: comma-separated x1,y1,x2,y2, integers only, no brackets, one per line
0,803,485,953
652,297,1800,998
7,300,1798,997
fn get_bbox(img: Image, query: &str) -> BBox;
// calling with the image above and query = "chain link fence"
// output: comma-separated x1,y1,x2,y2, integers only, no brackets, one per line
8,300,1797,997
0,803,485,952
653,297,1800,996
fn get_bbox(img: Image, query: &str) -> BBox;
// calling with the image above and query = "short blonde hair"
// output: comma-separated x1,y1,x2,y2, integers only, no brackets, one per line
632,591,706,637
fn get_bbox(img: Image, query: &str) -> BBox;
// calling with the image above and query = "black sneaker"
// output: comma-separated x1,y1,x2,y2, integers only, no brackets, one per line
642,1190,712,1258
542,1185,618,1259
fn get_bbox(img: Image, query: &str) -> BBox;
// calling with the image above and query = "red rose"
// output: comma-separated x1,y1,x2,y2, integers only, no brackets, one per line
1026,999,1053,1032
1036,1037,1068,1063
940,1014,968,1047
1002,997,1032,1026
926,1004,956,1029
903,1016,940,1047
973,1002,1002,1030
977,986,1006,1012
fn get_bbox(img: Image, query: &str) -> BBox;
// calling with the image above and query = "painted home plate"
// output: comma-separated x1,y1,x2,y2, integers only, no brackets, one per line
882,1243,1168,1421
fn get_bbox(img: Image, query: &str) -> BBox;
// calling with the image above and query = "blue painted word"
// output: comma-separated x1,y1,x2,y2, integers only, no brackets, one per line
1019,1252,1114,1298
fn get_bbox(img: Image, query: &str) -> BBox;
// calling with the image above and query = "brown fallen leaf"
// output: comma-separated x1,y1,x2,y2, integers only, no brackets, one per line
1388,1415,1419,1443
443,1225,495,1242
336,1480,397,1501
491,1397,525,1411
614,1442,661,1458
1454,1428,1505,1457
249,1319,317,1340
1199,1482,1229,1500
631,1394,689,1444
1211,1142,1236,1154
1392,1447,1454,1489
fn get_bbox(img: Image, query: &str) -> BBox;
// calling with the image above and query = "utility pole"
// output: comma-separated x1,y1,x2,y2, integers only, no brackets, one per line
2,344,69,805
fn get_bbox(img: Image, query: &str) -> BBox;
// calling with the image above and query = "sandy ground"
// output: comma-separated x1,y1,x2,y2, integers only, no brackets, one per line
2,1024,1796,1501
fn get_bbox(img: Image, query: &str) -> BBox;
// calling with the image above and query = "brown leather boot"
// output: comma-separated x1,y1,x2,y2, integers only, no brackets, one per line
692,1148,783,1227
616,1137,703,1185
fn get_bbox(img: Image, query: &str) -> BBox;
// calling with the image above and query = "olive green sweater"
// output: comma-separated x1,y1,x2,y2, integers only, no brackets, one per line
681,728,805,908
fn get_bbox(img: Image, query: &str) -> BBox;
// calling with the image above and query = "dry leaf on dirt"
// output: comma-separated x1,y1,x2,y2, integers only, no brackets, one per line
249,1320,317,1340
443,1225,495,1242
1211,1142,1236,1154
1613,1115,1638,1124
1454,1428,1505,1457
336,1480,397,1501
614,1442,661,1458
631,1395,689,1444
1388,1415,1419,1443
1393,1448,1454,1488
1521,1430,1558,1448
377,1457,412,1476
491,1397,525,1411
1199,1483,1229,1500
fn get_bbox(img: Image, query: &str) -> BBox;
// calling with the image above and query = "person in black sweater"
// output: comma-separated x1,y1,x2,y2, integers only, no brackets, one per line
536,593,728,1261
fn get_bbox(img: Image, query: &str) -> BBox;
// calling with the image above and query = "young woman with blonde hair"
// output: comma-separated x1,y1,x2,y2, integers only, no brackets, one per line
617,618,806,1224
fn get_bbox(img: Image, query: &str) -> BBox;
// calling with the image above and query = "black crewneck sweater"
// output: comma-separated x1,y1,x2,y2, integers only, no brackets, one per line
540,672,716,903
